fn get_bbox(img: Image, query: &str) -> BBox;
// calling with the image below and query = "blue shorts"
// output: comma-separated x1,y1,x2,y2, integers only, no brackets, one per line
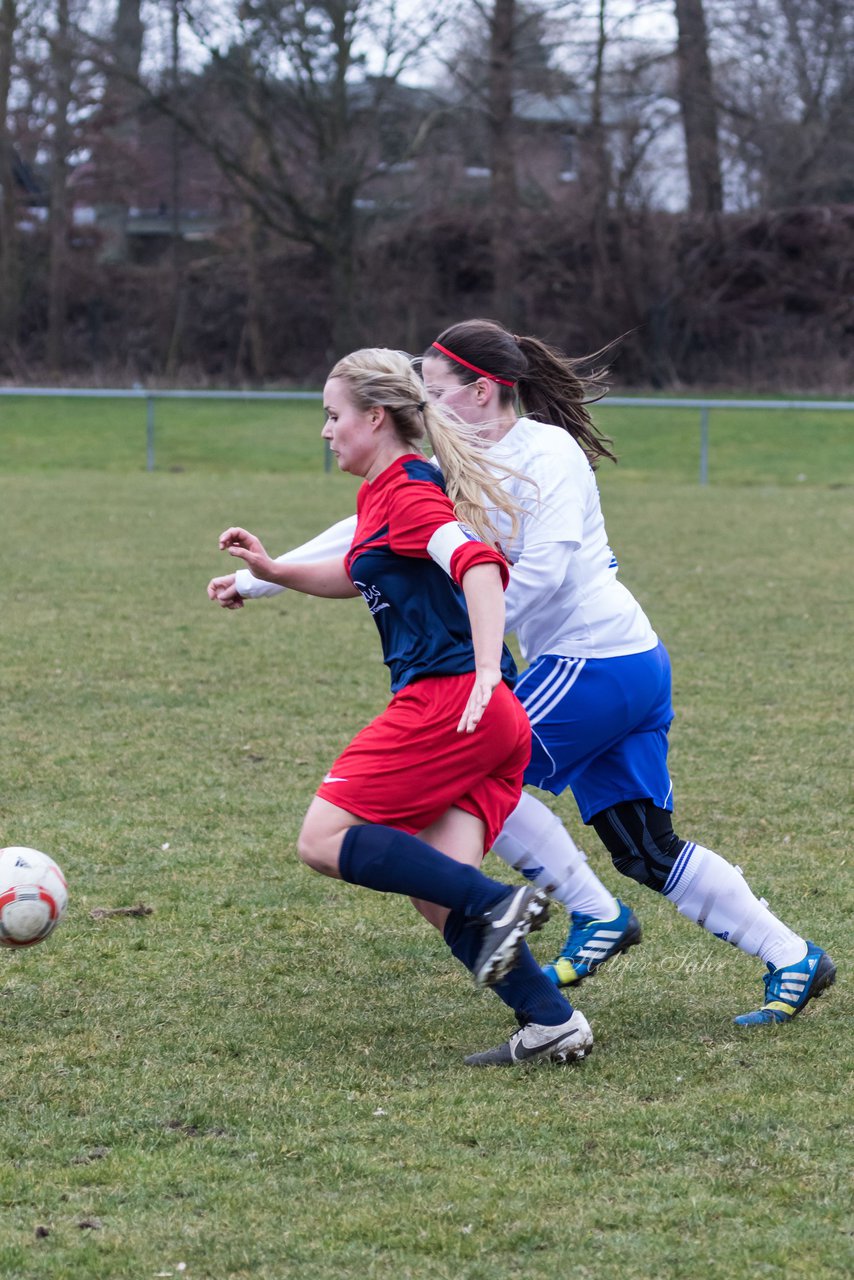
514,641,675,824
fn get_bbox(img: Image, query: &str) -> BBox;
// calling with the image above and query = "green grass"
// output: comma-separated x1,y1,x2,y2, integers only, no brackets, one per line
1,392,852,484
0,415,851,1278
0,395,326,472
596,402,854,487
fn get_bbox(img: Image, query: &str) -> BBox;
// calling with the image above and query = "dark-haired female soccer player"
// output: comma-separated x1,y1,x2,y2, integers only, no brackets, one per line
419,320,835,1035
211,324,835,1046
211,346,593,1066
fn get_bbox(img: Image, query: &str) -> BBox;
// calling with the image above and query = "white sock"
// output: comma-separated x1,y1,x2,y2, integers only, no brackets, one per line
664,842,807,969
493,791,619,920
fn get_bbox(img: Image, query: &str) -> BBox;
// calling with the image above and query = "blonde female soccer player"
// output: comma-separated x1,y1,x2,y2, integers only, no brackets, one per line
210,347,593,1066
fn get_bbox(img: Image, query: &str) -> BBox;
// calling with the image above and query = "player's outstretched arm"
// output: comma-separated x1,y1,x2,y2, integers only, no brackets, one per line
233,515,358,600
219,527,358,598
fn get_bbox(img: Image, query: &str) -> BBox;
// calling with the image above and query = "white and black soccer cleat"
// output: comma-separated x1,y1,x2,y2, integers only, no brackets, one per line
464,1010,594,1066
473,886,551,987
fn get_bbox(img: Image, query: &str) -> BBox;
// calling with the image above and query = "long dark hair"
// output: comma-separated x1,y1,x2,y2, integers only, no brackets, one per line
428,318,618,467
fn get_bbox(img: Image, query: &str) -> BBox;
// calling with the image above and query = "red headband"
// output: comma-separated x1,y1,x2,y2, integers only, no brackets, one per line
431,341,516,388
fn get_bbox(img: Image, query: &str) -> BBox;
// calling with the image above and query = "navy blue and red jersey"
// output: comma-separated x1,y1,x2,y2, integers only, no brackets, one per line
346,454,518,692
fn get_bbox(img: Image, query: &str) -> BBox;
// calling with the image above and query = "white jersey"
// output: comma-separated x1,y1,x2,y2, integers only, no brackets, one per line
489,417,656,662
235,417,656,662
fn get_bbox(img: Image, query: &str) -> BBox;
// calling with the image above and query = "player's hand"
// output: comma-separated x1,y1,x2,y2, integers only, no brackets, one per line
218,526,277,581
207,573,244,609
457,667,502,734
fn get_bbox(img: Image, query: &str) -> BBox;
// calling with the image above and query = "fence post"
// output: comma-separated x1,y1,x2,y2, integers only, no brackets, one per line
146,395,155,472
699,405,709,485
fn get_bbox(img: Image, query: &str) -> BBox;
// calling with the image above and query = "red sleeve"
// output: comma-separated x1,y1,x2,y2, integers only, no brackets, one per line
450,541,511,590
386,474,459,558
386,464,510,588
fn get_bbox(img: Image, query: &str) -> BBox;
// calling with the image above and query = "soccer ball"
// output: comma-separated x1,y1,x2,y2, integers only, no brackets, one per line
0,846,68,947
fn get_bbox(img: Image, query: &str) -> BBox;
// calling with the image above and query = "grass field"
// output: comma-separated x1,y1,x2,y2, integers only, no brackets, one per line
1,391,853,485
0,397,852,1279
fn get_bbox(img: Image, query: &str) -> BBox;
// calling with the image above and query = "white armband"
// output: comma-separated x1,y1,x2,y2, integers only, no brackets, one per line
234,514,358,599
426,521,477,577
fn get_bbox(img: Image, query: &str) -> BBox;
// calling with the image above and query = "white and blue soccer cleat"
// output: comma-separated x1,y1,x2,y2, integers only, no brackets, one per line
542,900,642,987
733,941,836,1026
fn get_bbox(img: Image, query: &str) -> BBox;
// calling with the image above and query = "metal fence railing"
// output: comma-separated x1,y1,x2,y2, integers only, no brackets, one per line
1,387,852,484
603,397,854,484
0,387,320,473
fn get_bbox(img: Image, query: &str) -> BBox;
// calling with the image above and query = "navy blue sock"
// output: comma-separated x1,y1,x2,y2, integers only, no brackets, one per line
339,824,511,917
444,910,574,1027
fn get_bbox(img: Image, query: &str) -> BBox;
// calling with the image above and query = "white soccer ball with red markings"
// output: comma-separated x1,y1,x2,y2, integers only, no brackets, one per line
0,846,68,947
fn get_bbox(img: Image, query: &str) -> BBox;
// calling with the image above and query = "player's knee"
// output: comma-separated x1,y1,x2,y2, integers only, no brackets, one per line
296,821,338,876
590,802,684,893
610,847,661,889
296,826,321,870
588,809,651,885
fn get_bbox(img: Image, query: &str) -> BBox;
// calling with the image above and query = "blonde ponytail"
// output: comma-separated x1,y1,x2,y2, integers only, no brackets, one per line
422,405,523,546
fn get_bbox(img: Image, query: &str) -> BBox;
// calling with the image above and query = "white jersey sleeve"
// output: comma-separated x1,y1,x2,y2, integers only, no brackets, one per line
234,514,358,599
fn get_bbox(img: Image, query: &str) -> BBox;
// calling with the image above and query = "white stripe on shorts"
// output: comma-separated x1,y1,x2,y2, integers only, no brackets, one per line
519,657,586,725
516,658,573,721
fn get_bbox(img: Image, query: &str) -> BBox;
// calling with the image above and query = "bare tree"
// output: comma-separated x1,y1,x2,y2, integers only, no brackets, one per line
164,0,184,374
673,0,722,212
581,0,610,300
488,0,519,324
584,0,609,209
714,0,854,207
80,0,450,357
449,1,585,322
0,0,19,357
97,0,144,263
238,131,269,378
46,0,73,371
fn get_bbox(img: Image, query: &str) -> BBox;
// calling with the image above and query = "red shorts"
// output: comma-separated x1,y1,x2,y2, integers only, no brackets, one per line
316,674,531,852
